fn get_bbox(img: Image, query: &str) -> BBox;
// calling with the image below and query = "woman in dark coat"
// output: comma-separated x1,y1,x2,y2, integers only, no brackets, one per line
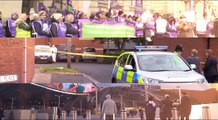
178,92,192,120
203,49,218,83
160,94,173,120
65,14,79,38
145,96,156,120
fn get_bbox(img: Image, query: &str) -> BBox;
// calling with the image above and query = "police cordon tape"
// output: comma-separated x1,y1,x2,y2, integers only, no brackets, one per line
29,46,119,58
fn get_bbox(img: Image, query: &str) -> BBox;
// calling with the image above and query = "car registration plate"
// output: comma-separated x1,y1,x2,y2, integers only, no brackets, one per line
40,57,47,60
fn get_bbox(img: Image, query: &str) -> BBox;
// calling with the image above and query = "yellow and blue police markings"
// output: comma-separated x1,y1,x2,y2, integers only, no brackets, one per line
112,65,144,84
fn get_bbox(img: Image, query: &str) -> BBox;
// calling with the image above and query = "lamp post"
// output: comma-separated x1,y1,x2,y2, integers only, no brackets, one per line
176,86,181,103
55,95,62,108
10,98,16,110
95,88,98,115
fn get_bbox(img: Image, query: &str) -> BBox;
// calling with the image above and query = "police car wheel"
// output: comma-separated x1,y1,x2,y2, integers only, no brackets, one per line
111,77,117,83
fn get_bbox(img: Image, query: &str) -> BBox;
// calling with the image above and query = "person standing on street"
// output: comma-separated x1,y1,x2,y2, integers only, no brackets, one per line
139,108,144,120
0,107,4,120
57,107,61,120
186,49,201,74
203,49,218,83
102,94,117,120
160,94,173,120
145,96,156,120
178,92,192,120
51,45,57,63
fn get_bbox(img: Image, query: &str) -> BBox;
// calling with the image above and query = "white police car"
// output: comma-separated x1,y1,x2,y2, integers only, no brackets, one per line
111,46,207,83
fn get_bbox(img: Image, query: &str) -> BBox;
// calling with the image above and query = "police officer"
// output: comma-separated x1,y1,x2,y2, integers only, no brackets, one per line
50,13,67,38
65,14,79,38
5,12,18,37
0,11,5,37
31,10,50,38
15,13,31,38
174,45,183,56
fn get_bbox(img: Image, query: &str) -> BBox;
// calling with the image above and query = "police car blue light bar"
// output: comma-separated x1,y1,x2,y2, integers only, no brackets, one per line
134,45,168,51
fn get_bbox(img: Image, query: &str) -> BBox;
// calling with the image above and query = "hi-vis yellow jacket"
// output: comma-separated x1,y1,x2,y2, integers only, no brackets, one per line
16,22,31,38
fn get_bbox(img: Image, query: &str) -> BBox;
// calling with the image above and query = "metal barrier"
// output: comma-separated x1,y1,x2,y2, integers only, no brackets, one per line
103,113,115,120
172,107,178,120
86,110,91,120
30,109,37,120
121,110,127,120
71,110,77,120
143,109,146,120
202,106,210,120
52,107,57,120
61,111,67,120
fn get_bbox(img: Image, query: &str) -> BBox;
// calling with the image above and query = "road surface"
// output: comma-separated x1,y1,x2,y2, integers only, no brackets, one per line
34,62,114,83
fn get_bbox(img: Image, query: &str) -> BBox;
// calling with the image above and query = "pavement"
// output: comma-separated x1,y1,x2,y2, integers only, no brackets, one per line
33,62,114,83
32,68,99,83
66,115,143,120
66,114,161,120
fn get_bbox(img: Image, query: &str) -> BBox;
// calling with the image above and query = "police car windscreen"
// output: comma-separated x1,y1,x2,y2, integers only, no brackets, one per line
138,55,191,72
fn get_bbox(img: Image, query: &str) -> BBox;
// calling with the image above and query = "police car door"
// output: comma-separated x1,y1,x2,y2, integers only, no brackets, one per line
116,54,129,82
125,54,137,83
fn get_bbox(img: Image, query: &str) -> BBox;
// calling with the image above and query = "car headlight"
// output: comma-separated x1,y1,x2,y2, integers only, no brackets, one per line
196,77,208,83
143,77,164,84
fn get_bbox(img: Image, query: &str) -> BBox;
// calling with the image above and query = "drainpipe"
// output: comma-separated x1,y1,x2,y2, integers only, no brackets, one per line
207,37,211,49
24,38,27,83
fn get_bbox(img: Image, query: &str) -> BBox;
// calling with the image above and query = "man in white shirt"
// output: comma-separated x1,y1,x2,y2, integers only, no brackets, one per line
50,45,57,63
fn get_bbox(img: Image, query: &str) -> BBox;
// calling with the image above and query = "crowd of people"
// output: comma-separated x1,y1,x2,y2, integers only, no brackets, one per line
101,93,192,120
1,7,218,39
143,92,192,120
173,45,218,83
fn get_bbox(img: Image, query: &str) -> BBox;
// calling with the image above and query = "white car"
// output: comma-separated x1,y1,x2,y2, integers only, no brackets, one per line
79,47,97,62
35,45,53,63
111,50,207,83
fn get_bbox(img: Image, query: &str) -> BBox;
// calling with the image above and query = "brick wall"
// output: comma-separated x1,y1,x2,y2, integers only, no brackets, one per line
26,38,35,82
0,38,35,83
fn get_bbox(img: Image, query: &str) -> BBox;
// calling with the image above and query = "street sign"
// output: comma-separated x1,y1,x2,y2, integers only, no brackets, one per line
145,84,161,91
131,84,145,90
0,75,18,83
131,84,161,91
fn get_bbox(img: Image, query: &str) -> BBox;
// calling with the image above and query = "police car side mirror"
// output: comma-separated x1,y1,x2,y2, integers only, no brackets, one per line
190,64,196,69
124,65,134,71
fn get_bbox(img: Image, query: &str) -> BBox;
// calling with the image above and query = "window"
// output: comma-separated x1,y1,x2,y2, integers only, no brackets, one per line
127,55,136,70
118,54,129,67
138,55,191,71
